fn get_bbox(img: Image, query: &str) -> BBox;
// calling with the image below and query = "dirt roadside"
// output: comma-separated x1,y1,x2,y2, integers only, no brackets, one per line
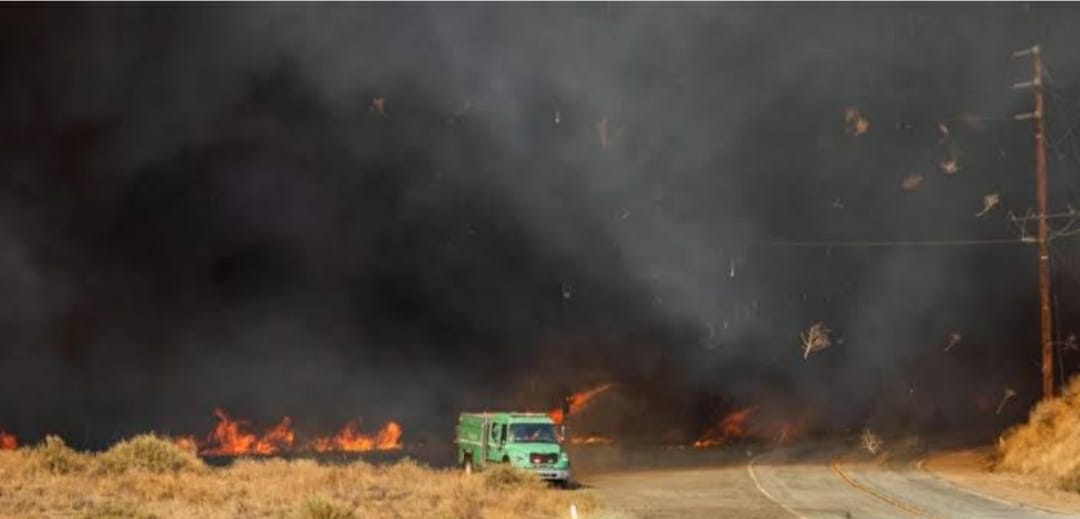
922,448,1080,516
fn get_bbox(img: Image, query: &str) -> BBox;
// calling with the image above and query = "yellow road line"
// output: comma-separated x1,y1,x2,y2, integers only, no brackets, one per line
830,461,944,519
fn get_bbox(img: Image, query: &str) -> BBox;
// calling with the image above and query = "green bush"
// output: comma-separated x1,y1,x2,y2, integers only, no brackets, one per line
293,498,354,519
97,434,204,474
33,435,87,474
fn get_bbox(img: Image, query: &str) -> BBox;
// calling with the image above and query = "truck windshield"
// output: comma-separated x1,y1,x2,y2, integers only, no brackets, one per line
509,423,558,443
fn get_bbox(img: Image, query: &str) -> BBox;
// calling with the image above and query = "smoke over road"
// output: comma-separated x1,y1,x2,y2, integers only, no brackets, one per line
1,4,1079,448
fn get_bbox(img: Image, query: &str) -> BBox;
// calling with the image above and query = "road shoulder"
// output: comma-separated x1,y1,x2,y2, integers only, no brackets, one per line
922,448,1080,515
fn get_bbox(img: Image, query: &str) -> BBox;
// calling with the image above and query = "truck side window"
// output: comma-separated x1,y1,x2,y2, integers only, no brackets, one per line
490,423,500,443
501,424,508,443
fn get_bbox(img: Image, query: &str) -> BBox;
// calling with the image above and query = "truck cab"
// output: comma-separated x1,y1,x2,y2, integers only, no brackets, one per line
455,412,570,485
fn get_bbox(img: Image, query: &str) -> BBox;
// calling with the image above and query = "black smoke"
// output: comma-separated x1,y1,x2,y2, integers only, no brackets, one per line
2,4,1079,447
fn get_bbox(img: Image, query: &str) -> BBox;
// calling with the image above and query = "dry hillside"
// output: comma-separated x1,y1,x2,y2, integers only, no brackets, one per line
997,376,1080,490
0,435,622,519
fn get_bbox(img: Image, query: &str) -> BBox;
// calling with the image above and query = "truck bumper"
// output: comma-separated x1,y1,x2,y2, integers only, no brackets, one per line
532,468,570,481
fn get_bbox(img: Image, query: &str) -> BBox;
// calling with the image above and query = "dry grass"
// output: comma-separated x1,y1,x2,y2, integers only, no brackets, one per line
0,435,610,519
997,375,1080,490
97,434,205,475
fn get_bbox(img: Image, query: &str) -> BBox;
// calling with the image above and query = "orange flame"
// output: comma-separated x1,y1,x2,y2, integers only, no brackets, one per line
693,406,758,448
549,384,613,425
171,435,199,454
200,408,294,456
311,420,403,453
186,410,404,456
0,430,16,450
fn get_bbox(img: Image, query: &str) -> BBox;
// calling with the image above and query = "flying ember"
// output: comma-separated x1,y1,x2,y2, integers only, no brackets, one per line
549,384,614,424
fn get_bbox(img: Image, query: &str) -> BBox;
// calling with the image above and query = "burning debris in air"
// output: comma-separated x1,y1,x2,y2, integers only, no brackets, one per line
901,173,924,191
0,430,16,450
694,406,758,448
371,96,388,117
940,158,960,175
944,332,962,352
772,423,801,445
937,122,950,143
976,193,1000,217
801,322,832,359
861,428,883,455
844,107,870,136
1064,333,1080,352
549,384,614,425
995,386,1017,415
596,117,609,149
179,409,402,457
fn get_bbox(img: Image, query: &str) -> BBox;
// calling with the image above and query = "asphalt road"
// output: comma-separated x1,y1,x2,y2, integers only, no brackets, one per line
584,446,1080,519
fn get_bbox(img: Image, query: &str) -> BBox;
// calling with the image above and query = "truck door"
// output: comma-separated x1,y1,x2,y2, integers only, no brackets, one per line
480,415,489,464
488,419,507,462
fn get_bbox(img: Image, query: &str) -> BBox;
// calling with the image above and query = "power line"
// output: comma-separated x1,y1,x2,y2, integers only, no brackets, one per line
757,237,1030,248
1050,244,1080,287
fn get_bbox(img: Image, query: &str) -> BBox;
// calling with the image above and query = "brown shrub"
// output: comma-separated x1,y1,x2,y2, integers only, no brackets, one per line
96,434,205,474
32,435,89,474
996,375,1080,490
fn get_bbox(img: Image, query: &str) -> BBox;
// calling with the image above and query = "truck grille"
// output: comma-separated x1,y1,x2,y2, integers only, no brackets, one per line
530,453,558,465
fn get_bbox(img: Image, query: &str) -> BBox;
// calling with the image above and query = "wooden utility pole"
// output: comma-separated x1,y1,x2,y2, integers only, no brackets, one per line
1013,45,1054,400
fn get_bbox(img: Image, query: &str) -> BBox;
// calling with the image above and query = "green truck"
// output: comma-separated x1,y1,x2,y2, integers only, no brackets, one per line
455,412,571,485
